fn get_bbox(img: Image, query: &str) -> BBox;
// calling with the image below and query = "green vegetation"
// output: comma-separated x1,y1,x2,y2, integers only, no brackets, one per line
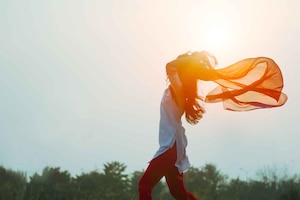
0,162,299,200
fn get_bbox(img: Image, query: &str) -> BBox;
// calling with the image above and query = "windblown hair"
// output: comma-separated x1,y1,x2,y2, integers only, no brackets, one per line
176,51,217,125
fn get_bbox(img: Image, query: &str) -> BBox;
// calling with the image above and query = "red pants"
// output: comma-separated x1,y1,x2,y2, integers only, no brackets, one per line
138,143,198,200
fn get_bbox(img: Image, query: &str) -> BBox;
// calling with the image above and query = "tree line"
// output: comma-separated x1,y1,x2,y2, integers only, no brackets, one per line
0,161,299,200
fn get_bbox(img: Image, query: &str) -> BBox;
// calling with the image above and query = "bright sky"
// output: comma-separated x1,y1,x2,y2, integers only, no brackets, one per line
1,0,299,179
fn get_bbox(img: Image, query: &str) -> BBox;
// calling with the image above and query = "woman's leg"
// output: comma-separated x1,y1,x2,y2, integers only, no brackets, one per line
138,144,177,200
165,166,198,200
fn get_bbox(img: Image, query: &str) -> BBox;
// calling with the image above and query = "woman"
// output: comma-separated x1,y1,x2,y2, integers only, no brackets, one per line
138,51,213,200
138,51,287,200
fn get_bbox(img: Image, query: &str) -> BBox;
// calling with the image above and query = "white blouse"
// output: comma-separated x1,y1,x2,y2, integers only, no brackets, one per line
152,86,190,173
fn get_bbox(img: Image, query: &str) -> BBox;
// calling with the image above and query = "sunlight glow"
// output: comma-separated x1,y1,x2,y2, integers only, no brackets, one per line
206,24,230,48
200,11,234,50
185,2,241,58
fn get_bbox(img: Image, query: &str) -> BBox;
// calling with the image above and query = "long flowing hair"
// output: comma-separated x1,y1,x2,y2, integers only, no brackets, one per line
177,51,217,124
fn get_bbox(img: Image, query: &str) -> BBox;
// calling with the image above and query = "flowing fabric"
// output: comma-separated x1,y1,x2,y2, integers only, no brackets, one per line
170,52,287,111
205,57,288,111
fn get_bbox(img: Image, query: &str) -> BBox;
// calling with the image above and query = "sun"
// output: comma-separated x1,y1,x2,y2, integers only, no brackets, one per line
185,3,240,56
200,11,234,50
205,24,230,48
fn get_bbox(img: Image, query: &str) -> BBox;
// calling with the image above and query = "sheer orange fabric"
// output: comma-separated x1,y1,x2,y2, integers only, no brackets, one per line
205,57,288,111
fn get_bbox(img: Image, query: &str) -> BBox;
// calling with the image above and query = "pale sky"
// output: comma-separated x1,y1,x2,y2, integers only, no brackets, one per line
1,0,299,179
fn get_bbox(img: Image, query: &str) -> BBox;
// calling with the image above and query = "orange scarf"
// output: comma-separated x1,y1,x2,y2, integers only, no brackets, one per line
205,57,288,111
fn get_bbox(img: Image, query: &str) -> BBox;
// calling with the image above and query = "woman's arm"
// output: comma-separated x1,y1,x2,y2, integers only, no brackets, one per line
167,56,218,81
166,63,185,109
